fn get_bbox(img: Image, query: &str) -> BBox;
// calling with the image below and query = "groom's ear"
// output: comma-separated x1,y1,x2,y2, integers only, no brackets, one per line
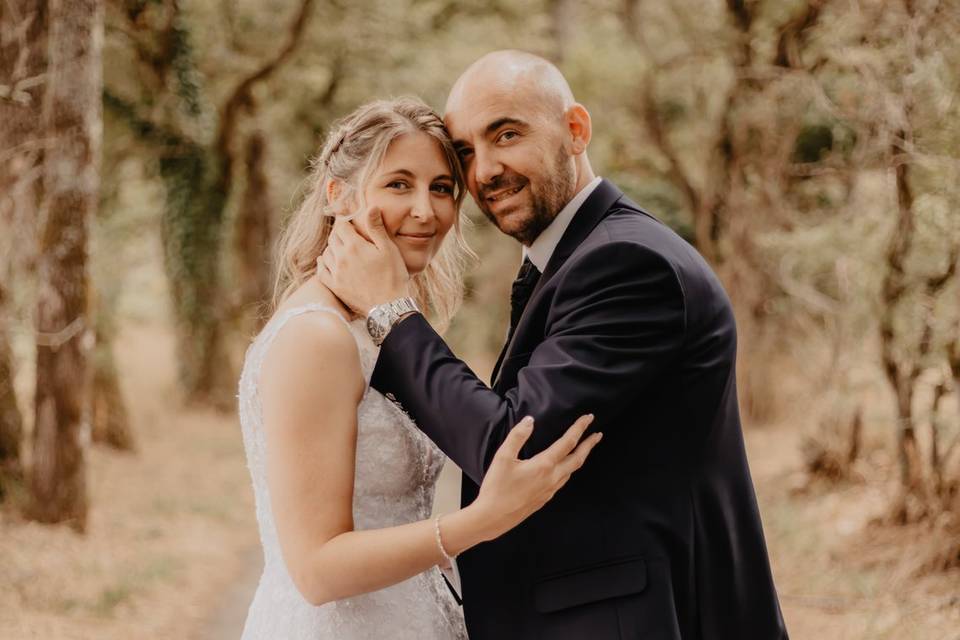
565,104,592,155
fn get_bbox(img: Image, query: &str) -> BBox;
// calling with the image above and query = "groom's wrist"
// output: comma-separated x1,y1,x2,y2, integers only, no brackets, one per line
365,297,421,346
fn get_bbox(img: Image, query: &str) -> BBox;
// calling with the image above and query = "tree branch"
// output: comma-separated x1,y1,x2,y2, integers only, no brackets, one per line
775,0,828,69
214,0,315,193
103,88,188,149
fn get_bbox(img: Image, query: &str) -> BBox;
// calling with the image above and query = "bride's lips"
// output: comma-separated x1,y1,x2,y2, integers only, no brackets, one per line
396,231,437,246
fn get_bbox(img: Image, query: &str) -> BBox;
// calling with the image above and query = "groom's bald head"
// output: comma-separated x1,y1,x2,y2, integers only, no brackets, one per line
443,50,594,246
445,50,575,120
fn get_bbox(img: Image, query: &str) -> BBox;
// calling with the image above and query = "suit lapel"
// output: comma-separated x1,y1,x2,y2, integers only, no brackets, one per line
491,179,624,387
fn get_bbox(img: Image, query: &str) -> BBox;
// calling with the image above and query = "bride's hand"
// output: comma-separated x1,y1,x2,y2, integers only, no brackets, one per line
471,415,601,541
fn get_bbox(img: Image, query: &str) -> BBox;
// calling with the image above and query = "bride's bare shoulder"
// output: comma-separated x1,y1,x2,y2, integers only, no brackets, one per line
262,280,363,397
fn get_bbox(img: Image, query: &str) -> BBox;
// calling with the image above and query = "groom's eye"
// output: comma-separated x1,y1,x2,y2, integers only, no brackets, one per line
497,130,518,143
457,148,473,163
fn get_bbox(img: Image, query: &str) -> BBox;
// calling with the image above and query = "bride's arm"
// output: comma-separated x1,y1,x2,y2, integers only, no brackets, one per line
259,312,600,606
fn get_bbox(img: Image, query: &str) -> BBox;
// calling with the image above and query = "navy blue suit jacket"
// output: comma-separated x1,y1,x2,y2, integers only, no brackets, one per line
371,179,787,639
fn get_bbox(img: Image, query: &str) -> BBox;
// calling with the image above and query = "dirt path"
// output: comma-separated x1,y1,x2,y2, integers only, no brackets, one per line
745,426,960,639
201,550,262,639
0,322,263,639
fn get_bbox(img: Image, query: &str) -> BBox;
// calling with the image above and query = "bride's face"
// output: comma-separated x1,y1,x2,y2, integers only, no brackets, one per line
353,131,458,276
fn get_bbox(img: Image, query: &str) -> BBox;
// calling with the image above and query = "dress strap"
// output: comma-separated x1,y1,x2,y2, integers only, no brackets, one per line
269,303,353,336
258,303,352,351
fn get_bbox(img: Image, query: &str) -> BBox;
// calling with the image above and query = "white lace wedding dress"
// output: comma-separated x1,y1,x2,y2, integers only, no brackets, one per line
237,303,467,639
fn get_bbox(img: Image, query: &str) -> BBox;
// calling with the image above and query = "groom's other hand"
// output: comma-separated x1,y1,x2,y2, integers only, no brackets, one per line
317,206,411,315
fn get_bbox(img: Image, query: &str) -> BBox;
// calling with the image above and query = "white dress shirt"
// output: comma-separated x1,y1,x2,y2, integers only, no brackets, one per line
523,176,603,271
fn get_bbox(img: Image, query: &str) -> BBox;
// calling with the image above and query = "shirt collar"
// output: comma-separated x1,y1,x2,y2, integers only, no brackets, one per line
523,176,603,271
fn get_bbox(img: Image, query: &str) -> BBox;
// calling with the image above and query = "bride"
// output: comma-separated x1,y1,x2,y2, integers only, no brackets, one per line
237,97,601,639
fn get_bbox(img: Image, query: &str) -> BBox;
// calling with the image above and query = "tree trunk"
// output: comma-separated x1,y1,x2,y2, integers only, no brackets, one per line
0,282,23,498
234,130,275,328
90,300,134,450
28,0,102,531
1,0,48,504
106,0,314,408
158,146,235,408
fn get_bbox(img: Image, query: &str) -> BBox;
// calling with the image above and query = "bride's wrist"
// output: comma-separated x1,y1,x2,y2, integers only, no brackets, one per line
436,505,498,558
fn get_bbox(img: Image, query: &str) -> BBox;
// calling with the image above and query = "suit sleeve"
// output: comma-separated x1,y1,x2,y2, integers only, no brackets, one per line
371,241,687,485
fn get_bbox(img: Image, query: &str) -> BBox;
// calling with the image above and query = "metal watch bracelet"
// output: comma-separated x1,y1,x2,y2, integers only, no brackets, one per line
365,296,420,346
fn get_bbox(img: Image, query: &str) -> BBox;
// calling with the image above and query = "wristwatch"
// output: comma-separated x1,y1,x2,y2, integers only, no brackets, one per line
366,297,421,346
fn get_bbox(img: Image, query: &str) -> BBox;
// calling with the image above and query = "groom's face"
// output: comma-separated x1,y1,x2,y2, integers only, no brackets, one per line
445,84,576,246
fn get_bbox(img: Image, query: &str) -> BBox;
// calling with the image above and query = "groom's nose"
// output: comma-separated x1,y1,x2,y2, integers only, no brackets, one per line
473,148,503,187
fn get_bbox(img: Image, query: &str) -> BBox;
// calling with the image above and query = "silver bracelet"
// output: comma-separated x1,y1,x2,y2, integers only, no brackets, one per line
434,515,455,565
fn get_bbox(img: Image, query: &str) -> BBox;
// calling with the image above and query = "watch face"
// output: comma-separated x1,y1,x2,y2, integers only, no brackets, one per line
367,312,387,344
366,299,418,346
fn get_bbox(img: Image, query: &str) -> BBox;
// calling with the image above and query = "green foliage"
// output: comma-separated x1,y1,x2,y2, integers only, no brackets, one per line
169,20,204,117
94,0,959,428
791,124,833,164
157,146,231,400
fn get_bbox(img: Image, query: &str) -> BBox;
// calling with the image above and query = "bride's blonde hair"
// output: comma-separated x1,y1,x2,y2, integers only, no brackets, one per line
273,97,471,331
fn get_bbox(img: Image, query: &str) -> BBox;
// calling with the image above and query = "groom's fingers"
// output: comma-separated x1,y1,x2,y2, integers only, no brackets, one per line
325,235,344,269
364,206,390,249
331,216,354,248
316,252,333,286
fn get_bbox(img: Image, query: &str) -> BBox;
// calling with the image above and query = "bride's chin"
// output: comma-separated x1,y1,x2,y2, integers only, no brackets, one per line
399,257,421,276
399,254,431,277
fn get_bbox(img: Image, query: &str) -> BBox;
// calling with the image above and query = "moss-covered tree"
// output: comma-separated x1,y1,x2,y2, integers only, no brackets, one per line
105,0,315,406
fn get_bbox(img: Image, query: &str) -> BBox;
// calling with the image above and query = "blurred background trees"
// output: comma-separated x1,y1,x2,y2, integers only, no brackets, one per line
1,0,958,576
28,0,103,531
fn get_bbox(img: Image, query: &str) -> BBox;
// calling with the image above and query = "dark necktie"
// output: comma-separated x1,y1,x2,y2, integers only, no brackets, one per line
509,257,541,335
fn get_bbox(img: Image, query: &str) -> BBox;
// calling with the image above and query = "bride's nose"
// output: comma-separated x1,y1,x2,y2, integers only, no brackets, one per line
409,188,436,222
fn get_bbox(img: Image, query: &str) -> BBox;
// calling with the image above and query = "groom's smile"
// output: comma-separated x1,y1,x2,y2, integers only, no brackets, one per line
482,177,529,217
485,182,525,204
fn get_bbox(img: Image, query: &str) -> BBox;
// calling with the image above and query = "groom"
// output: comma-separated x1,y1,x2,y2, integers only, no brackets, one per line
322,51,787,639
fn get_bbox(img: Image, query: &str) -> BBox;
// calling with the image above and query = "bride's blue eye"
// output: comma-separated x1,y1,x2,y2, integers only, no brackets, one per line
386,180,409,189
432,183,453,195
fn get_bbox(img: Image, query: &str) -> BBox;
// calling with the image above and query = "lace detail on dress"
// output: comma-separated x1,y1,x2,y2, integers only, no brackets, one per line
237,303,466,639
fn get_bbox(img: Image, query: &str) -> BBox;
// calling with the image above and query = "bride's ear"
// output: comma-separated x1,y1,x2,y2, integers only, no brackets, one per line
326,178,342,206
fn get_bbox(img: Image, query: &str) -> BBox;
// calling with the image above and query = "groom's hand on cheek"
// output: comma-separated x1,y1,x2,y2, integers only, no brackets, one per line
317,206,411,316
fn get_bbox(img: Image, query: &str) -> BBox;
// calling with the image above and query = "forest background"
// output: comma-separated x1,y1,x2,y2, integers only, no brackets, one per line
2,0,959,638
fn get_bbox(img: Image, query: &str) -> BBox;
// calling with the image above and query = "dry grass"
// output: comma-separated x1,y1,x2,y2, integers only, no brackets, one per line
0,322,258,640
750,426,960,639
1,320,958,639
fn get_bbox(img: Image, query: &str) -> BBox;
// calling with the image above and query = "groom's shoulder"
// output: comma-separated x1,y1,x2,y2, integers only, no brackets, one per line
597,189,709,262
581,196,726,298
588,201,701,269
601,197,686,249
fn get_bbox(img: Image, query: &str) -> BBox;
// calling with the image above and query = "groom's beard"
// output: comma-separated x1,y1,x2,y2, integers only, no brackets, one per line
477,146,576,246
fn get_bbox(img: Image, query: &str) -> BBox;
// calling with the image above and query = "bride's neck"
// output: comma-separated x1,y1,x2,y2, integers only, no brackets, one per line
281,276,355,320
